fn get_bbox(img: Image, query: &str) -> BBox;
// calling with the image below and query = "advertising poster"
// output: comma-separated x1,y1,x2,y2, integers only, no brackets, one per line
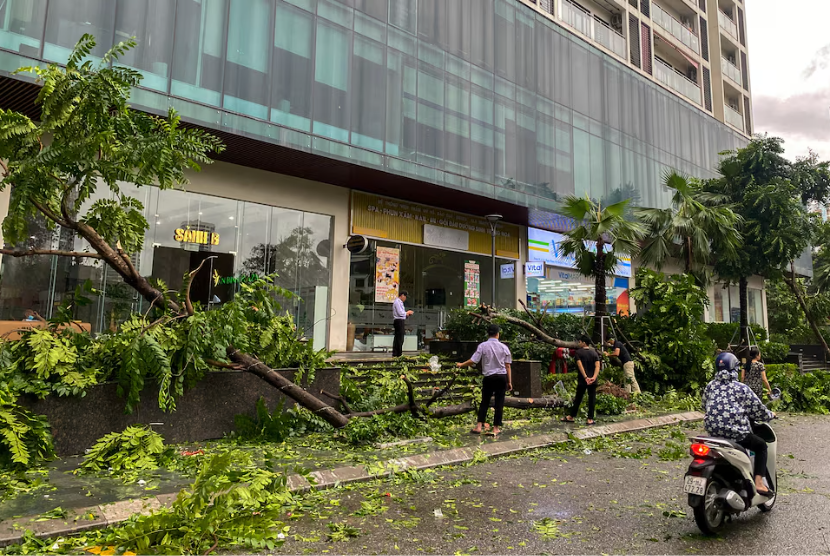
464,261,480,308
375,247,401,303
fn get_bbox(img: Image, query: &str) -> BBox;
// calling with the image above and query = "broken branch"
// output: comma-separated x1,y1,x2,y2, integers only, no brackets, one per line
0,248,103,259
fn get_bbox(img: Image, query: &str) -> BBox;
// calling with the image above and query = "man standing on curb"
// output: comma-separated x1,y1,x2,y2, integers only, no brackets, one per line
457,324,512,437
605,337,641,394
392,290,413,357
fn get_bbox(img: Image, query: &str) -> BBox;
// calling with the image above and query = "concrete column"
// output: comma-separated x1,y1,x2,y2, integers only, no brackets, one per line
515,226,527,310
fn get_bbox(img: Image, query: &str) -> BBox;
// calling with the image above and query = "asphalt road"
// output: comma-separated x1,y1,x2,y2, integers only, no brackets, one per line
272,414,830,555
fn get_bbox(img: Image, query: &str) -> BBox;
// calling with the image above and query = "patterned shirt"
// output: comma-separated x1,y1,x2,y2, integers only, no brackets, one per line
744,361,766,399
702,369,774,441
471,338,512,376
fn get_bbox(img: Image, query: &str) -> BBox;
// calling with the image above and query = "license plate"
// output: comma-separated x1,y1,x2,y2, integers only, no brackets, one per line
684,475,707,496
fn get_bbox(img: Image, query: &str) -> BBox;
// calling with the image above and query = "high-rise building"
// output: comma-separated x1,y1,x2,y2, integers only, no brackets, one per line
0,0,764,351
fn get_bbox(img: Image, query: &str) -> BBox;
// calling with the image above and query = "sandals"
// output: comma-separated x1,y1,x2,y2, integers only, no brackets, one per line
587,420,596,426
469,429,483,435
560,416,575,423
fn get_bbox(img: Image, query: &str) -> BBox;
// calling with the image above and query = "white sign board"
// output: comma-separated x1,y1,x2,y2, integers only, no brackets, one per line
525,261,545,277
423,224,469,251
527,227,631,277
500,263,515,279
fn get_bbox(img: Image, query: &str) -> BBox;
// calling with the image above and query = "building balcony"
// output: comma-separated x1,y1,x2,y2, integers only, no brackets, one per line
724,103,744,132
652,3,699,54
718,10,739,41
721,56,742,88
559,0,627,60
654,58,701,105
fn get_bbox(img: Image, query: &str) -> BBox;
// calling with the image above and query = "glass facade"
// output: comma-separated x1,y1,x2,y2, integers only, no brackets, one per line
710,284,763,326
527,271,629,316
0,187,333,347
0,0,747,215
347,240,515,352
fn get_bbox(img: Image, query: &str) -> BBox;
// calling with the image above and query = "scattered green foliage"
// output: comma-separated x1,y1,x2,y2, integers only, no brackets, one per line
326,522,361,542
234,398,330,442
0,384,54,470
594,394,628,416
533,517,563,539
766,364,830,413
79,426,166,481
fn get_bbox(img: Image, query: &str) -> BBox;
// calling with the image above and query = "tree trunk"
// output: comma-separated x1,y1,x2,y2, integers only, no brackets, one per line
685,236,693,274
593,240,607,343
785,264,830,362
738,276,750,359
227,346,351,429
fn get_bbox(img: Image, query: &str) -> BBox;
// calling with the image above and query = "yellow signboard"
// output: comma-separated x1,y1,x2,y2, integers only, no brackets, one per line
174,228,220,246
351,192,520,258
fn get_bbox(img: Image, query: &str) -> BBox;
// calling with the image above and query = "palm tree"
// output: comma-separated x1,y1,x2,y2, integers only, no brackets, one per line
636,171,742,283
559,195,645,337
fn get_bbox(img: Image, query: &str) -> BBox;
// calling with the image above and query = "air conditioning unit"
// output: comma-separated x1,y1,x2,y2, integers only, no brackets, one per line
611,13,624,30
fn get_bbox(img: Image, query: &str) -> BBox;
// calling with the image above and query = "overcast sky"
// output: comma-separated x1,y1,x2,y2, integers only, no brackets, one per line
749,0,830,161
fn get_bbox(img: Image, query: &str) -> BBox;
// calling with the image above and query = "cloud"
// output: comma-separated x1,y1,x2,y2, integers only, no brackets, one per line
803,44,830,79
753,90,830,143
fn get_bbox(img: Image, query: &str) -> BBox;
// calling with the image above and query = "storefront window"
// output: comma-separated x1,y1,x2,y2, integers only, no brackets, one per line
526,268,629,315
712,286,729,323
0,186,333,347
346,240,515,352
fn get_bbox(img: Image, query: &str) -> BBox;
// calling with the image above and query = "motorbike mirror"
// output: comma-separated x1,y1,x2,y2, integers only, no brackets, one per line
769,387,782,400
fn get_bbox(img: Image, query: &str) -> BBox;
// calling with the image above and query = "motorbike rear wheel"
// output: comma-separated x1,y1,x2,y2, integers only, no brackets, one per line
758,471,777,512
693,478,725,534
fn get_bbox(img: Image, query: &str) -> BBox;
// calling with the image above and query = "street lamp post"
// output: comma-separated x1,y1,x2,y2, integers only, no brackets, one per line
485,214,502,307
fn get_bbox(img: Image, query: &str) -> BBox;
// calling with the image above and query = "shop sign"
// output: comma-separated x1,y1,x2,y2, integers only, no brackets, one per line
174,228,220,246
346,235,368,254
351,192,520,258
500,263,515,279
527,227,631,277
464,261,480,308
375,246,400,303
525,261,545,277
213,270,260,287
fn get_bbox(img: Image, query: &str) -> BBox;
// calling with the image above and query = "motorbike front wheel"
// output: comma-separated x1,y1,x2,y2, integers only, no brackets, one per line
693,478,725,534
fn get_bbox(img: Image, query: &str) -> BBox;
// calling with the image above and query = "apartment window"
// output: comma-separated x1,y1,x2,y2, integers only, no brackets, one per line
743,96,752,135
270,3,314,131
313,22,351,142
223,0,273,119
629,14,640,68
740,51,749,89
170,0,227,107
0,0,46,57
113,0,175,93
43,0,115,63
737,7,746,46
351,36,387,152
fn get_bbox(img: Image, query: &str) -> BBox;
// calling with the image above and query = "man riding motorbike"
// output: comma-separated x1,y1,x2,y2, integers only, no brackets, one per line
702,351,776,496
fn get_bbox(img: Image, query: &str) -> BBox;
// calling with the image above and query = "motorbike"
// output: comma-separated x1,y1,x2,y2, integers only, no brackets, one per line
684,417,778,534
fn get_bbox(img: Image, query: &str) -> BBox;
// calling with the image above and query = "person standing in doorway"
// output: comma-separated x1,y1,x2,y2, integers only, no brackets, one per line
457,324,512,437
392,290,413,357
562,335,600,425
605,337,641,394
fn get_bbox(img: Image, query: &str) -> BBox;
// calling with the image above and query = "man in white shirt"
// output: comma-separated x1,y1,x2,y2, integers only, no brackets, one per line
392,291,413,357
457,324,513,437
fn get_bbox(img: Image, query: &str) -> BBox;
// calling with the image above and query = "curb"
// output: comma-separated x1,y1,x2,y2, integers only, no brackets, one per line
0,411,703,547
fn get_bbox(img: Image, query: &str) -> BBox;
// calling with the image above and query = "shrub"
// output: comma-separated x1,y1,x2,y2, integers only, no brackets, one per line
0,385,54,470
766,364,830,413
595,393,628,415
759,341,790,363
234,398,330,442
622,269,715,393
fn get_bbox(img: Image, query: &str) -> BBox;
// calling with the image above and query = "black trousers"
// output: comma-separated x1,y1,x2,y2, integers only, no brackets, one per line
570,379,597,420
737,432,768,479
392,319,405,357
478,374,508,426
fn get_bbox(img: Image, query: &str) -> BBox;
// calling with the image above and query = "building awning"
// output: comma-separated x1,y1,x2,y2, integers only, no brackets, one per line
655,33,699,69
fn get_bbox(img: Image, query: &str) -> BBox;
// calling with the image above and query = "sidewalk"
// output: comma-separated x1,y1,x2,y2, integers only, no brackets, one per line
0,411,703,547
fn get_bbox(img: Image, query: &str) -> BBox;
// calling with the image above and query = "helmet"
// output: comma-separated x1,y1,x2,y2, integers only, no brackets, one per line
715,351,740,373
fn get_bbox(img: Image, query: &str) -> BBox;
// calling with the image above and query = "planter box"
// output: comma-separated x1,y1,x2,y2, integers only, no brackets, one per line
20,368,340,457
428,341,480,361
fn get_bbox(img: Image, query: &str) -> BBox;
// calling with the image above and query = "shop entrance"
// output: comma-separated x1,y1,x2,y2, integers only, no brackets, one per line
152,247,236,308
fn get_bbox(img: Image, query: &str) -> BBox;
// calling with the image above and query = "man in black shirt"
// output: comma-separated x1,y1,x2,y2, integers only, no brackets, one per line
561,335,600,425
605,337,641,394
